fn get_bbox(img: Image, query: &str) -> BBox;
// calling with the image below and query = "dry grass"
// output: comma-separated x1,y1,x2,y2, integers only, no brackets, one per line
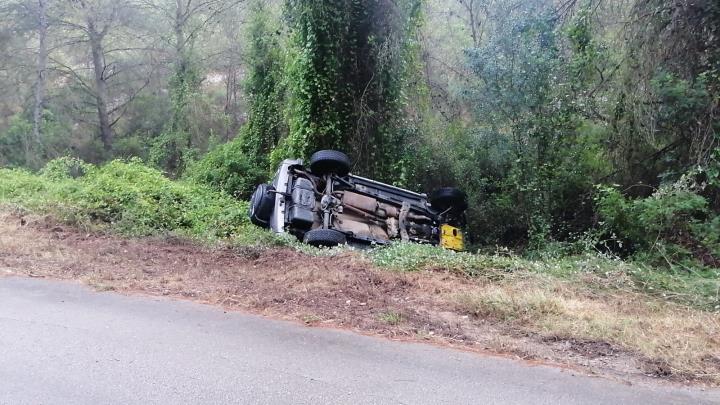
454,286,566,322
452,277,720,381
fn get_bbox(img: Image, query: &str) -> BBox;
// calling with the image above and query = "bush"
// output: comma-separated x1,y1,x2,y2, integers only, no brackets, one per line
148,131,193,177
185,137,268,199
595,181,716,268
0,115,31,167
692,216,720,258
40,156,92,180
0,158,253,240
113,135,149,160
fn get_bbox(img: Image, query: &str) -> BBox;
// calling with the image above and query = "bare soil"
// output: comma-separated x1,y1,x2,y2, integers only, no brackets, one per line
0,212,715,387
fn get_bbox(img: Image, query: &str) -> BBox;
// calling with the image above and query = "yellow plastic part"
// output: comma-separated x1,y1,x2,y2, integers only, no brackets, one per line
440,224,464,251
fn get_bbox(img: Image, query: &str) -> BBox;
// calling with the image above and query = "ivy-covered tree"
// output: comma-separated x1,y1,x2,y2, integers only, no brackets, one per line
275,0,422,182
239,0,286,165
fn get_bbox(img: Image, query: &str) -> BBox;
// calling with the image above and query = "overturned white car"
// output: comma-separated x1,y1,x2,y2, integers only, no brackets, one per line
248,150,467,250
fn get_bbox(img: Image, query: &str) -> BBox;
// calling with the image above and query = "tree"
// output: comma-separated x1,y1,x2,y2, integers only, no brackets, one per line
214,1,249,140
137,0,245,174
277,0,422,181
455,0,488,47
55,0,152,152
32,0,48,158
238,0,285,163
611,0,720,187
0,0,53,167
85,1,114,150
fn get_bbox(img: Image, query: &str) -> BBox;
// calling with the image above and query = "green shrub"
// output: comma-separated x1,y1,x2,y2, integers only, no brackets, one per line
148,131,194,177
595,182,716,268
0,115,31,168
692,216,720,258
113,136,149,159
40,156,92,180
0,167,69,204
185,137,268,199
1,158,252,240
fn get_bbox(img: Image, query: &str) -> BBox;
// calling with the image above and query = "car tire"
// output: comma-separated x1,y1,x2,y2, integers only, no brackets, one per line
249,184,275,228
429,187,468,212
303,228,347,247
308,150,351,176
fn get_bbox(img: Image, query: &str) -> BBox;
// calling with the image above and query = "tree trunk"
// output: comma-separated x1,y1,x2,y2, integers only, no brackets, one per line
30,0,48,166
175,0,186,65
87,22,113,151
224,66,238,140
172,0,189,141
461,0,481,48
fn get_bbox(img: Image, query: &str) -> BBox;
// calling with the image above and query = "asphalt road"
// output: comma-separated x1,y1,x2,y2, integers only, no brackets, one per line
0,277,718,405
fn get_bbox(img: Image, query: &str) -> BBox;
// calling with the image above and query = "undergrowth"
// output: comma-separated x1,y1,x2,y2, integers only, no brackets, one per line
1,157,718,312
370,242,720,311
0,157,271,244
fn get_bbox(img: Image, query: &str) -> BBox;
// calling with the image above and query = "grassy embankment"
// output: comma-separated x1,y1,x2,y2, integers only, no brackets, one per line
1,158,718,383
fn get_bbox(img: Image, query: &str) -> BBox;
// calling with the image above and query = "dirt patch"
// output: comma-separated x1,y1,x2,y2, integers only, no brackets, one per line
542,336,622,359
0,211,717,387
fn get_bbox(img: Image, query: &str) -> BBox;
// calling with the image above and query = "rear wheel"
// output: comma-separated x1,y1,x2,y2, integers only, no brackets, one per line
429,187,468,213
308,150,351,176
304,228,346,247
249,184,275,227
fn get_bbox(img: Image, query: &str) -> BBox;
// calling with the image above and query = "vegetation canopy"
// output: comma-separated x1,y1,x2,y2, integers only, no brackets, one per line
0,0,718,272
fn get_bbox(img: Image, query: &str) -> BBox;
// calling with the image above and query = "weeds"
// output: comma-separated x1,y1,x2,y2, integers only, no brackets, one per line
378,311,403,325
370,242,720,312
454,287,565,322
370,242,521,278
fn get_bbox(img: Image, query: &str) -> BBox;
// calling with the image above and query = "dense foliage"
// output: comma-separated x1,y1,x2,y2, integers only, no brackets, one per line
184,137,268,199
238,0,286,166
414,0,720,272
0,157,252,239
273,0,422,181
0,0,718,271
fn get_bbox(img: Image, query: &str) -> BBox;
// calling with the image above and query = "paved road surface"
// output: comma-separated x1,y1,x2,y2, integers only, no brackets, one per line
0,277,718,405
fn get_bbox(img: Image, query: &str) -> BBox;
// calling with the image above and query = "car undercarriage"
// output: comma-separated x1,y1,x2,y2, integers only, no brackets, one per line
249,150,467,250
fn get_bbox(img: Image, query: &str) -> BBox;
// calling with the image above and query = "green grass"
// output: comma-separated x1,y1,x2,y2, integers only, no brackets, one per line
378,311,403,325
370,242,522,276
370,242,720,311
0,157,271,244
